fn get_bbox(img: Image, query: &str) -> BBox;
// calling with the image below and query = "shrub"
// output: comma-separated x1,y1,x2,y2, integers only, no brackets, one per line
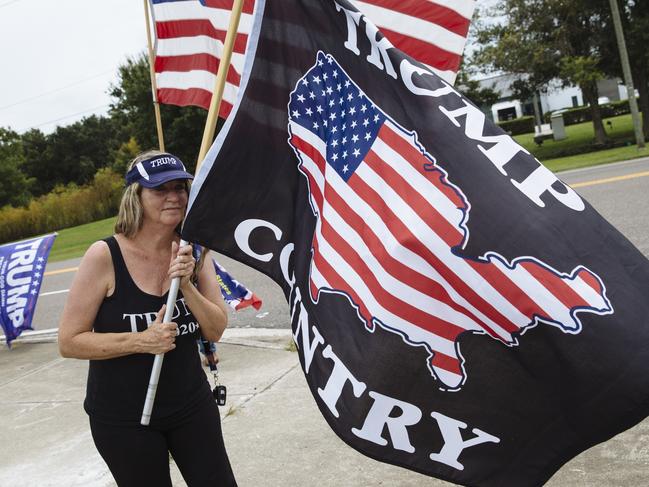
543,99,637,125
606,99,632,117
544,106,592,125
0,168,122,244
496,116,535,136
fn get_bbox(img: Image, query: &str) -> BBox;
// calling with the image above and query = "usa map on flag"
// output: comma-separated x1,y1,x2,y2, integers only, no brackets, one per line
287,52,614,390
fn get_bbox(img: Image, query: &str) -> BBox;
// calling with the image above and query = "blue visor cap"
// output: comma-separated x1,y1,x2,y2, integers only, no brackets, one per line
125,154,194,188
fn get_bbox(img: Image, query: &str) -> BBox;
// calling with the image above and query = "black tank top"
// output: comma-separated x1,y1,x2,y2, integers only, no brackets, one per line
84,236,211,425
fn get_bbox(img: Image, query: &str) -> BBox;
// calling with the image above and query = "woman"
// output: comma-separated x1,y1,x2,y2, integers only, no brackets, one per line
58,151,237,487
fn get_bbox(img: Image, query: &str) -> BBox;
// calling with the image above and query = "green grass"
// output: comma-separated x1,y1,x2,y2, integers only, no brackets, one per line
544,145,649,172
48,216,116,262
514,113,640,161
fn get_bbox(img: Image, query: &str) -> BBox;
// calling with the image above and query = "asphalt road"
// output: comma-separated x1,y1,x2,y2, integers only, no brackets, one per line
30,156,649,332
560,157,649,256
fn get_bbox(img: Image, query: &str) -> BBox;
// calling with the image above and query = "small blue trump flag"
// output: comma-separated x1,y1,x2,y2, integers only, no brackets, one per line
0,234,56,346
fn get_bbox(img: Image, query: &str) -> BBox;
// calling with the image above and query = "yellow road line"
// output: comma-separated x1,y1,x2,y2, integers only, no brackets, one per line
571,170,649,188
44,267,78,276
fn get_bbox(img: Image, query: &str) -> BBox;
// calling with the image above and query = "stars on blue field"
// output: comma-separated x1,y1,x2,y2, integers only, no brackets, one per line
288,52,386,181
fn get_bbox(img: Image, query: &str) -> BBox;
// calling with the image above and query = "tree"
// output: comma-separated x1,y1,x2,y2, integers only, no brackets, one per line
473,0,613,145
455,64,501,112
112,136,142,176
598,0,649,140
109,53,209,172
18,129,50,196
109,54,160,154
626,0,649,139
21,115,121,196
0,128,32,207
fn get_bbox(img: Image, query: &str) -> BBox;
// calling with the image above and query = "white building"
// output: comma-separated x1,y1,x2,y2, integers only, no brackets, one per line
477,74,628,123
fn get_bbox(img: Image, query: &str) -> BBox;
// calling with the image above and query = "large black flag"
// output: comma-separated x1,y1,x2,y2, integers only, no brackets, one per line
182,1,649,485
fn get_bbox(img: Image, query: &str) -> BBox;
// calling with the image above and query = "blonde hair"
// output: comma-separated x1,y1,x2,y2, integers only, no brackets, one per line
114,150,163,237
114,150,205,280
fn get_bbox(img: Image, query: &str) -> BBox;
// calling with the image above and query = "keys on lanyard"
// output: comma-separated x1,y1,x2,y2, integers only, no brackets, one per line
202,339,227,406
212,368,227,406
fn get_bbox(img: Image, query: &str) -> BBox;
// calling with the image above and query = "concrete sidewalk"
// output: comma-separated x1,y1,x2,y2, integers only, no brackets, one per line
1,329,648,486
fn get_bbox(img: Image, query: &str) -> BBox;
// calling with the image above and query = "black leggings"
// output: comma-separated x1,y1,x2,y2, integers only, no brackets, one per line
90,398,237,487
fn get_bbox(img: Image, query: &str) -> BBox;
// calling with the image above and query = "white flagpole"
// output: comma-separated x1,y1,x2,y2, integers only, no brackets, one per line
141,0,246,426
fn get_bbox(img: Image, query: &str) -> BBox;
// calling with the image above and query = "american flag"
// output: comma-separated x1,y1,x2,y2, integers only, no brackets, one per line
287,52,611,390
213,259,262,310
149,0,255,117
148,0,474,117
350,0,476,82
194,245,262,310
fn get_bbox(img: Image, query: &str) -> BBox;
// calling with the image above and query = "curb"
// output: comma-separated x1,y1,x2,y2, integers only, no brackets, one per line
2,327,294,349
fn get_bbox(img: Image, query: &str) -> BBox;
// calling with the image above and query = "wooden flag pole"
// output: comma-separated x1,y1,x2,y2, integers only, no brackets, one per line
196,0,245,167
608,0,645,149
141,0,246,426
143,0,165,151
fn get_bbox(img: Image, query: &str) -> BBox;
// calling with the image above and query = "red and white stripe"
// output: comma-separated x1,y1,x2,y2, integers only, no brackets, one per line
352,0,475,83
149,0,254,117
288,118,608,390
149,0,474,117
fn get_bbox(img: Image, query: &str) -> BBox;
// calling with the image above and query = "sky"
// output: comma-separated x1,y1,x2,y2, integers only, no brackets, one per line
0,0,493,135
0,0,147,134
